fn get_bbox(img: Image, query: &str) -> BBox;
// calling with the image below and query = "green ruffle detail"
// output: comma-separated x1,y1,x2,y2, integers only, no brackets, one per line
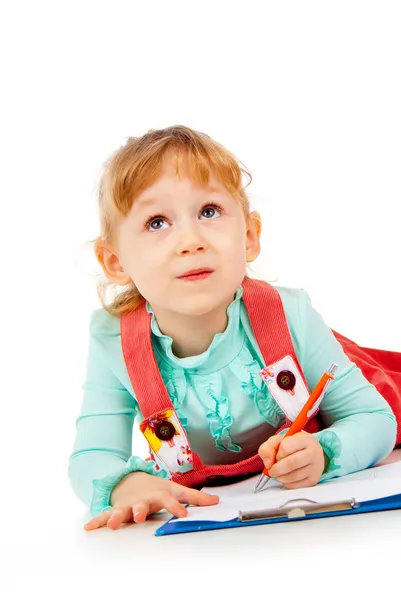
90,456,170,517
228,346,285,428
158,352,241,453
196,371,242,452
313,429,342,481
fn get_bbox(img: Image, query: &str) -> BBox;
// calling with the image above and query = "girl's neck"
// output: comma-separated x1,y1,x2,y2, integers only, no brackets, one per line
152,301,232,358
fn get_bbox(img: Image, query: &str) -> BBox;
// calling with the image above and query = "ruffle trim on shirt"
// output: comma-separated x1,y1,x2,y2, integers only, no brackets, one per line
159,361,242,453
228,345,285,428
195,371,242,452
90,457,170,517
313,429,342,480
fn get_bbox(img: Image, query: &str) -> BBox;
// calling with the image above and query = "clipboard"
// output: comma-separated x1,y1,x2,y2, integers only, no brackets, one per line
154,455,401,536
155,492,401,536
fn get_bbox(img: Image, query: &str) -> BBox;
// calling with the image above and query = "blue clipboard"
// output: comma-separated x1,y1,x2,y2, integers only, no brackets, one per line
154,492,401,536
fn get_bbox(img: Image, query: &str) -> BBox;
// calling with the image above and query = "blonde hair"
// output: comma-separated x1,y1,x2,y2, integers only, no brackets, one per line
94,125,257,316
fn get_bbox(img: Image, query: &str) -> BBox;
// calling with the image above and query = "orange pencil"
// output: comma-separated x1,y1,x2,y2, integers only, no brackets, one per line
254,362,338,493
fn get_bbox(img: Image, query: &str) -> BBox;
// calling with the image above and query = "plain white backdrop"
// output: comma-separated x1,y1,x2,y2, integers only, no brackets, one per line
1,1,400,597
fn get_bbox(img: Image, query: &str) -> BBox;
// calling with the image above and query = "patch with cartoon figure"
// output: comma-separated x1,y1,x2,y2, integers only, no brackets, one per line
139,409,194,475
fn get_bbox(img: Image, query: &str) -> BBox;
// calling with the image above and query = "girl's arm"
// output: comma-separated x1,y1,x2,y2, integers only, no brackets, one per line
292,289,397,480
68,311,169,516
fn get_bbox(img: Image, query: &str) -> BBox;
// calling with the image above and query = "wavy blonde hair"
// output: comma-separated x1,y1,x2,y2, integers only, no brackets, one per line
94,125,258,316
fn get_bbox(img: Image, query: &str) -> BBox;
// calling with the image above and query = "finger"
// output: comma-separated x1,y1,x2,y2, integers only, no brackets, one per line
274,465,312,484
258,434,284,468
171,484,220,507
154,491,188,518
106,506,133,530
276,431,310,461
281,477,314,490
131,500,151,524
270,449,310,478
84,509,112,531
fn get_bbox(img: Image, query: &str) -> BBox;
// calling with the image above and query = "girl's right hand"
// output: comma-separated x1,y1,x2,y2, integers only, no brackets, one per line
84,471,220,531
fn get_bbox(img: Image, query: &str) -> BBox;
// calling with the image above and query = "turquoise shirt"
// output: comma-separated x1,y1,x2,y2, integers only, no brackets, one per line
68,286,396,516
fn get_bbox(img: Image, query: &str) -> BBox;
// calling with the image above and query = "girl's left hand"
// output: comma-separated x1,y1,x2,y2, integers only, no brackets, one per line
258,431,326,488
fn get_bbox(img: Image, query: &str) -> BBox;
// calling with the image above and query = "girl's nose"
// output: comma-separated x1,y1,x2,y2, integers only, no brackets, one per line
175,222,207,255
180,243,206,255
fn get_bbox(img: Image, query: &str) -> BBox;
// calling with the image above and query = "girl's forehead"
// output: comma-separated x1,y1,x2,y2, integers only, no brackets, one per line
137,167,227,200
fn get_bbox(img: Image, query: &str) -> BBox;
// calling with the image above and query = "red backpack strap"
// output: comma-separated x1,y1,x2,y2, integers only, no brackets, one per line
121,302,174,419
241,277,308,386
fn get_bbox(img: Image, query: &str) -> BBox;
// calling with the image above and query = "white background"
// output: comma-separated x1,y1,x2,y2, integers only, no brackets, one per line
1,1,400,597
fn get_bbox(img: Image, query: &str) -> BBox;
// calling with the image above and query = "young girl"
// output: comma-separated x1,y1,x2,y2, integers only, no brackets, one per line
69,125,401,531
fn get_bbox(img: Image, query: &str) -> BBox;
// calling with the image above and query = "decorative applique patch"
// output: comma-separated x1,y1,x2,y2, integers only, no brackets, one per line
260,355,311,421
140,409,194,474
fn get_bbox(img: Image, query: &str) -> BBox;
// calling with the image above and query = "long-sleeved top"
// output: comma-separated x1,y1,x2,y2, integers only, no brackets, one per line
68,285,397,516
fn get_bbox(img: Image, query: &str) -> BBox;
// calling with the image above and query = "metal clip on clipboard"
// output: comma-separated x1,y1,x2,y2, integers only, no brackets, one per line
238,497,360,522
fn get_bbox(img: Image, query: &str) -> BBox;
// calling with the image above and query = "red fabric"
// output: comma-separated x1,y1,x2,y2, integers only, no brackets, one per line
121,277,401,488
332,331,401,446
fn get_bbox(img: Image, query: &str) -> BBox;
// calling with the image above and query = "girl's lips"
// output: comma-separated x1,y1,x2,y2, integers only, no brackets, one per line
178,269,214,281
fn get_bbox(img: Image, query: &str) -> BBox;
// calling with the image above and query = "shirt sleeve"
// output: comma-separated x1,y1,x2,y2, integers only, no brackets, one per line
293,289,397,481
68,310,169,517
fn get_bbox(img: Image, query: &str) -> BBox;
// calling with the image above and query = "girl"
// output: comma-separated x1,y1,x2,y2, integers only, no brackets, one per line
68,125,400,531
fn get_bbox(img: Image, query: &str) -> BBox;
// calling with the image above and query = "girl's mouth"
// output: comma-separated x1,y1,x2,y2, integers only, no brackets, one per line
177,268,214,281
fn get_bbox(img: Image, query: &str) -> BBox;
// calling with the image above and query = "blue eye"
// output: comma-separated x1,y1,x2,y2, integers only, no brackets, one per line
200,204,222,219
148,217,168,231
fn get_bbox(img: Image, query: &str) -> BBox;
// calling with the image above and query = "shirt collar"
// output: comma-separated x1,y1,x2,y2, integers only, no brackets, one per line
146,287,245,373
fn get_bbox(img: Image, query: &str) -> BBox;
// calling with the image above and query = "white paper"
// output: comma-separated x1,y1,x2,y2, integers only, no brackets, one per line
174,460,401,523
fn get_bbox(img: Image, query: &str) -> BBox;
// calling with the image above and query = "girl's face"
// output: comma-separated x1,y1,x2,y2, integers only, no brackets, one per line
108,161,260,317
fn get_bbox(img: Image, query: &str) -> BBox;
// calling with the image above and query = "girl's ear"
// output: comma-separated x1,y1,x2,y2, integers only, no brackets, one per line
246,211,261,263
95,240,132,286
